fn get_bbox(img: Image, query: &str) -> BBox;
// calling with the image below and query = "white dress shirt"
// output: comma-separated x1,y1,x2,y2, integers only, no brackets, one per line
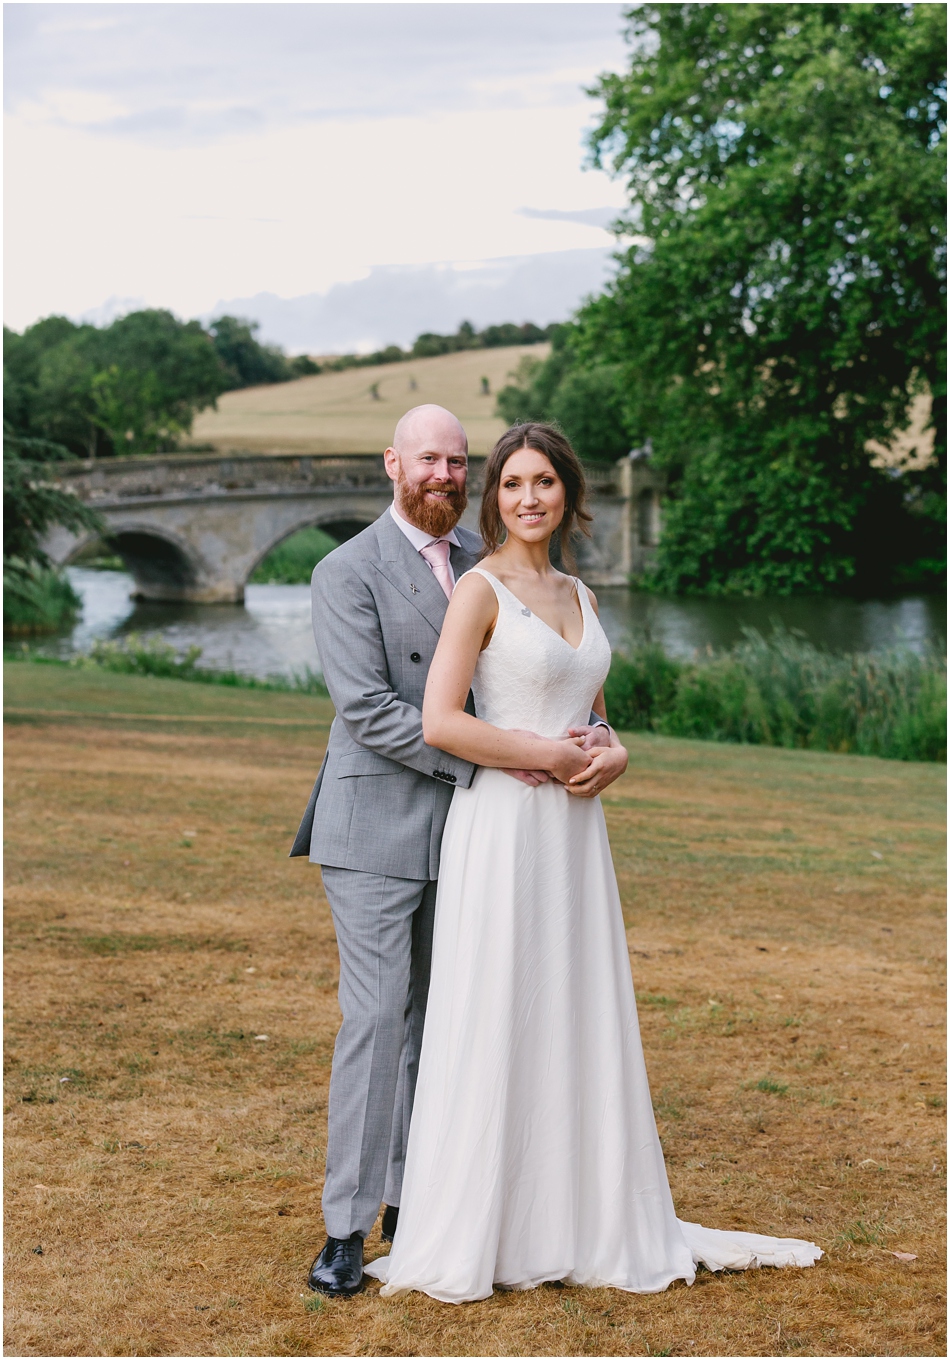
390,502,461,589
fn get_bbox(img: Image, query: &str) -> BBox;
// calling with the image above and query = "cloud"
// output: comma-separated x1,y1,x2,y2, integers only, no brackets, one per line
3,4,637,330
5,3,630,147
519,206,622,230
4,102,630,329
205,248,619,354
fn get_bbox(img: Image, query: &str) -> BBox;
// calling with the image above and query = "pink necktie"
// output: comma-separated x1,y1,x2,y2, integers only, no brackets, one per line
419,539,454,599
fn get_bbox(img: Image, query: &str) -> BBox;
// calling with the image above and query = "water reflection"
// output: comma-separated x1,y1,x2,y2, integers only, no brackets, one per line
15,567,947,683
596,587,946,659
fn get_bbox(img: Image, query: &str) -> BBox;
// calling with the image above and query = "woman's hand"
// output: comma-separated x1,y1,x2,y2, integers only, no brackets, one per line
546,737,592,784
565,742,628,798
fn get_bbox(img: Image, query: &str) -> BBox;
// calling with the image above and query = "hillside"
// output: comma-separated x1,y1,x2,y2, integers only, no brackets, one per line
189,344,549,456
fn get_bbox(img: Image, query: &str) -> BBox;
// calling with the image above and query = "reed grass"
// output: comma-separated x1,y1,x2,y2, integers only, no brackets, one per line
3,564,82,635
62,634,329,695
604,629,946,762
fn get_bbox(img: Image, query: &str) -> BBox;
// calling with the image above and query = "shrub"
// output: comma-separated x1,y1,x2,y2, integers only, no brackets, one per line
249,526,338,585
72,632,328,695
606,629,946,762
3,563,82,635
602,643,681,731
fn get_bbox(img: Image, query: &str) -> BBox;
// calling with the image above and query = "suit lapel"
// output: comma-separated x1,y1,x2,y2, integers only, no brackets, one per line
374,512,450,634
373,512,482,635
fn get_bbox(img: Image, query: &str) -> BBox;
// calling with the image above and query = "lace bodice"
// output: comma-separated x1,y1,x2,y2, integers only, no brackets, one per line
465,567,611,740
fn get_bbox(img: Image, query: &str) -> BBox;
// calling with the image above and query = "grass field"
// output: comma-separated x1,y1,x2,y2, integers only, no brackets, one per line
189,345,548,456
4,662,945,1358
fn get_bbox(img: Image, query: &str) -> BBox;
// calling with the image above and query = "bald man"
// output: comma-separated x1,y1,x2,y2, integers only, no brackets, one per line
290,405,483,1295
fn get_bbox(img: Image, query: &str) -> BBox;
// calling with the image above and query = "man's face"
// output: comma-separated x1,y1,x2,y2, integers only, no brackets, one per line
384,413,468,536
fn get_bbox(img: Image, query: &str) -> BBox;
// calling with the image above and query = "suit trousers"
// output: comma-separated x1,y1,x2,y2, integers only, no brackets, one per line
320,866,437,1239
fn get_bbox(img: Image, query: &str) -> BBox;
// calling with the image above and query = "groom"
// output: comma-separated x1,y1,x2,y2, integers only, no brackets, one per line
291,404,615,1297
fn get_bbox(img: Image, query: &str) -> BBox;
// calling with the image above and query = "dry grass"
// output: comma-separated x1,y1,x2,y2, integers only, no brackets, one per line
189,345,548,456
4,662,946,1358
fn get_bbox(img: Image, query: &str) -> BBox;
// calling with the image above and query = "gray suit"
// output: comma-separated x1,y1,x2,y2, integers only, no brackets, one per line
290,509,481,1238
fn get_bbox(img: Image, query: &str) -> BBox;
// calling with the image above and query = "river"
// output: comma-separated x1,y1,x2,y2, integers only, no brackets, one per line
11,568,945,683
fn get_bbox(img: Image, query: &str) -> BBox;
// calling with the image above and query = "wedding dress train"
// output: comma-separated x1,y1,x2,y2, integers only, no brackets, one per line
365,568,820,1302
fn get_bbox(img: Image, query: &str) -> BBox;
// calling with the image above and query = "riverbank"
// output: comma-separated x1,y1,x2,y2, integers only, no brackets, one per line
16,567,946,685
12,626,945,762
4,664,944,1356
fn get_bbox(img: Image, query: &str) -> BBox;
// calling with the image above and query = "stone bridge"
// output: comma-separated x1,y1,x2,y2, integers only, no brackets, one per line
43,451,664,602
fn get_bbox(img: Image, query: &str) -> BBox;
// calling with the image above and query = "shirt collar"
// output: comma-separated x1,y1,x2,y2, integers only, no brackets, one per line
390,501,461,552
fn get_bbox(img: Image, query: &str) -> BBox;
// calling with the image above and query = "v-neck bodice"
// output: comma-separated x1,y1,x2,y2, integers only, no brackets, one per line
464,566,611,740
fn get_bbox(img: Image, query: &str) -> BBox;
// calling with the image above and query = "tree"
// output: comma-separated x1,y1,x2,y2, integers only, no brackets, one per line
575,2,946,593
96,310,226,453
4,310,227,457
209,315,304,388
4,318,106,457
3,428,103,566
3,425,106,632
495,327,632,463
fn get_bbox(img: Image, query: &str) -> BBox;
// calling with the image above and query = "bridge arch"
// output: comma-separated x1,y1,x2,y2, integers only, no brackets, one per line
69,522,206,601
244,509,379,587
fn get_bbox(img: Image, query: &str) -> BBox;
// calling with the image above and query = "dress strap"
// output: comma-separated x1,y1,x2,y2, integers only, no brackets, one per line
465,566,506,600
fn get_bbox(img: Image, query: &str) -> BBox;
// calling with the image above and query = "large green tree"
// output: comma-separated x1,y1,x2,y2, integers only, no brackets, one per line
521,3,946,593
5,310,228,458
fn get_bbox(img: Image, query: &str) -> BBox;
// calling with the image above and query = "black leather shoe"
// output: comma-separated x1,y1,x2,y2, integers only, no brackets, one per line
381,1205,399,1243
307,1233,365,1297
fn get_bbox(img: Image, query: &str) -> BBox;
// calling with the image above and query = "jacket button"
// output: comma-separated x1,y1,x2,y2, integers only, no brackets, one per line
410,652,421,662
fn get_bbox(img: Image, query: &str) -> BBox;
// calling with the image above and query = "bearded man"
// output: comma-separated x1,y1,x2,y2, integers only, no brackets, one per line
291,405,608,1297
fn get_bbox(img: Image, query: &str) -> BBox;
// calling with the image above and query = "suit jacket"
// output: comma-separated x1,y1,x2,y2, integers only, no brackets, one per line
289,509,482,880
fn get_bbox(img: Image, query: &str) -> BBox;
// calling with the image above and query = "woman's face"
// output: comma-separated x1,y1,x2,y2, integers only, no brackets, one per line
496,446,566,547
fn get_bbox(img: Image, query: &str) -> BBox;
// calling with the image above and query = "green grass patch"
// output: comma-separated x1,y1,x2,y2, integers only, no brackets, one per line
753,1075,789,1095
3,658,335,733
835,1215,887,1247
64,931,249,956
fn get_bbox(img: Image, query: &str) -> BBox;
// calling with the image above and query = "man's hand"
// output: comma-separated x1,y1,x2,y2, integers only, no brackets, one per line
565,729,628,798
502,767,551,786
568,723,612,752
500,728,552,786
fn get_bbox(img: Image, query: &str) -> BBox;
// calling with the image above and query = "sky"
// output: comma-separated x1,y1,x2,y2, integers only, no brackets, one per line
4,2,639,349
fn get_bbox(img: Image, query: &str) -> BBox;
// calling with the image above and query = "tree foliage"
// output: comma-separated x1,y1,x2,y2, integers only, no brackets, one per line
209,315,319,388
592,3,946,593
3,428,104,566
4,311,226,458
3,310,323,459
506,3,947,593
495,327,632,463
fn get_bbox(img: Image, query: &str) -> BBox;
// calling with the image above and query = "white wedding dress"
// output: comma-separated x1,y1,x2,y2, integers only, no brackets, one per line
365,568,820,1302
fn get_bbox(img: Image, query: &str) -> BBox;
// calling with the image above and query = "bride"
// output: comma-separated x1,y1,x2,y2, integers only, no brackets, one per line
365,422,821,1302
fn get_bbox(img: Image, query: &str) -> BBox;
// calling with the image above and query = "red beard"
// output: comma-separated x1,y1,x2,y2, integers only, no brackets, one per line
397,477,468,537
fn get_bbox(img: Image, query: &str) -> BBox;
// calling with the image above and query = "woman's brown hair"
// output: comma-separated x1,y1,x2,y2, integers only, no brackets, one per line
479,422,593,569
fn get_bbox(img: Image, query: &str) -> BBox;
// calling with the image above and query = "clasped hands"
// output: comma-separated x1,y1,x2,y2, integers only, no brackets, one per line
502,724,628,798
